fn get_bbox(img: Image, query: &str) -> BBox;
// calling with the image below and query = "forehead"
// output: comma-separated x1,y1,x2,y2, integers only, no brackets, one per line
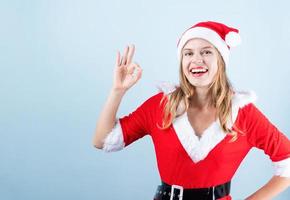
183,38,214,50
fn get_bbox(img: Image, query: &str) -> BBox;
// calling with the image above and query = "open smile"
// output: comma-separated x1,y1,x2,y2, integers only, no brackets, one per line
190,68,208,77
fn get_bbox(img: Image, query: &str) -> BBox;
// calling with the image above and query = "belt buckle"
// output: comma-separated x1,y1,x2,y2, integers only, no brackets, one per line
170,184,183,200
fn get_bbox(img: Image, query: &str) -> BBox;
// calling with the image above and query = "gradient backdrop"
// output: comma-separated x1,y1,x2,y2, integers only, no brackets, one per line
0,0,289,199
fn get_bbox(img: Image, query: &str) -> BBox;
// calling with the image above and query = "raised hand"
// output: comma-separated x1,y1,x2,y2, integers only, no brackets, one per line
112,44,142,92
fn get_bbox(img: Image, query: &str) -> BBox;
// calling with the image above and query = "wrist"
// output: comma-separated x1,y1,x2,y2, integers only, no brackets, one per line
110,87,127,96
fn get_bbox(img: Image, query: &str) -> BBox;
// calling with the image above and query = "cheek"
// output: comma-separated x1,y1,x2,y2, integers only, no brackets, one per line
182,59,187,67
181,61,188,73
211,64,218,74
207,59,218,73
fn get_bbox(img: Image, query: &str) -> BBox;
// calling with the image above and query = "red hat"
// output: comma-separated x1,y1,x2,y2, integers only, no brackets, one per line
177,21,241,66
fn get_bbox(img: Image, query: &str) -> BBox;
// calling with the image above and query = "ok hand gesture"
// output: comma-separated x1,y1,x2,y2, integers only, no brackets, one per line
112,45,142,92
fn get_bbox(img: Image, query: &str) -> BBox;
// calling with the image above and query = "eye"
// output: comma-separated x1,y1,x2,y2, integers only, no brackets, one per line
184,52,193,56
201,50,212,55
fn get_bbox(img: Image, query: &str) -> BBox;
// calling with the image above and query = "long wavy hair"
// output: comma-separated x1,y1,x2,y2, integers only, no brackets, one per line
159,48,240,140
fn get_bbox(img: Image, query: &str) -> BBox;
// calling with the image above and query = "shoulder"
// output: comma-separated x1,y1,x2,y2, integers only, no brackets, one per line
228,90,257,128
144,91,166,104
155,81,178,95
232,90,257,109
232,91,269,128
139,92,167,111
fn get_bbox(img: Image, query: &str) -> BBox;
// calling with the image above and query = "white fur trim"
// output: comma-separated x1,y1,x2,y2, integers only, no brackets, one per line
228,90,257,128
173,113,225,163
272,157,290,177
156,83,257,123
172,90,257,163
155,82,186,116
156,81,178,95
102,120,125,152
177,27,230,66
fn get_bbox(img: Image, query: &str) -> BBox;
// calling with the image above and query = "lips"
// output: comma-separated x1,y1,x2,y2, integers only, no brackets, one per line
189,66,208,78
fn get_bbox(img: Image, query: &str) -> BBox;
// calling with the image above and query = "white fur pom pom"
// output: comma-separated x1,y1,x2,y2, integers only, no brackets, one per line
225,31,241,47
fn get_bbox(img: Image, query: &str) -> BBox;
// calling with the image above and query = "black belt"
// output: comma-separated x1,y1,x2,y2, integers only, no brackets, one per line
154,181,231,200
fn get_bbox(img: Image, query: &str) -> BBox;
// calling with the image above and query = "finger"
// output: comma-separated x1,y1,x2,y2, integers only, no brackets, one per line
130,63,141,76
126,62,141,75
120,46,129,65
133,66,142,82
126,63,136,74
115,51,121,66
126,44,135,64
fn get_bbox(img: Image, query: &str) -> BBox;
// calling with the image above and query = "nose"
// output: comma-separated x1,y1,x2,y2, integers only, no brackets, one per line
191,53,204,65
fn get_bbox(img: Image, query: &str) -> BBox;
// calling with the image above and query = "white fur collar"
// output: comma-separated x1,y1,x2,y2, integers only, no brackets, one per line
229,90,257,127
173,113,225,163
157,83,257,163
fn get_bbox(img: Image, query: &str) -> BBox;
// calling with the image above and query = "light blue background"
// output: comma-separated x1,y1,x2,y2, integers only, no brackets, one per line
1,0,289,199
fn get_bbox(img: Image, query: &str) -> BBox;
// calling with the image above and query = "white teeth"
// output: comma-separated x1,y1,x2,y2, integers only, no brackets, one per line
190,68,208,73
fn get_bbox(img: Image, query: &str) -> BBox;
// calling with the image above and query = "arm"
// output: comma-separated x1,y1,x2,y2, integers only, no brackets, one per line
243,104,290,199
92,88,126,149
245,176,290,200
92,44,142,149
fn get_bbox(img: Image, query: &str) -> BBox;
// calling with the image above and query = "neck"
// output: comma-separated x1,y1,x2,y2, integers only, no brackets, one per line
189,87,213,109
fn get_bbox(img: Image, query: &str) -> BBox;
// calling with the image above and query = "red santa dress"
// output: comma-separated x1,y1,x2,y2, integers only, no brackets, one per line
102,90,290,200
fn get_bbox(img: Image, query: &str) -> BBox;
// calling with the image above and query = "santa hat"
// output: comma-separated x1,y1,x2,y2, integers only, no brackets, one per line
177,21,241,66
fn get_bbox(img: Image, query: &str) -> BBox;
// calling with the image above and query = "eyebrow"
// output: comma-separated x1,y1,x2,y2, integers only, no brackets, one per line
183,46,213,51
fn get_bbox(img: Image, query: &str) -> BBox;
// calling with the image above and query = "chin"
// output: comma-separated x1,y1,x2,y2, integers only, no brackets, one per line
186,76,212,86
189,81,211,88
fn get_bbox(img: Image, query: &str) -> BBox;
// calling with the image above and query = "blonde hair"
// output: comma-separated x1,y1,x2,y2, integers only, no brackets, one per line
159,48,241,141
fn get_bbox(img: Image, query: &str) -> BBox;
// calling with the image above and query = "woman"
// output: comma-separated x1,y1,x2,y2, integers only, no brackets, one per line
93,21,290,200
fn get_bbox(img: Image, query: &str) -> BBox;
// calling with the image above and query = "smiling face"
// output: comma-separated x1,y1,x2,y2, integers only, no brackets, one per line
181,38,219,88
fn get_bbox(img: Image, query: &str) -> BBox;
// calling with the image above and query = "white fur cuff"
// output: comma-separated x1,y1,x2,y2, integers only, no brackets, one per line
273,157,290,178
102,120,125,152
